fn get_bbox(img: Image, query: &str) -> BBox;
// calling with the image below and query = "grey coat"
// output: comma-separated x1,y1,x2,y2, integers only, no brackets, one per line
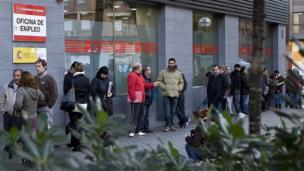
14,86,44,119
0,81,18,115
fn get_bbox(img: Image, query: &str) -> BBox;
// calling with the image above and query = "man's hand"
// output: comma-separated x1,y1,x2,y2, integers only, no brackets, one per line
153,81,160,87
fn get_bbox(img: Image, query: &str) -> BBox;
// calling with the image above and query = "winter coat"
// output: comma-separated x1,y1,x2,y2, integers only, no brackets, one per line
207,73,229,103
267,79,279,98
157,69,184,97
90,77,115,115
180,73,187,95
0,81,18,115
261,74,269,96
128,72,154,102
69,72,90,104
90,77,115,101
63,71,73,95
35,72,58,108
143,74,153,105
230,70,242,95
185,126,205,147
14,86,44,119
240,72,250,96
275,75,285,94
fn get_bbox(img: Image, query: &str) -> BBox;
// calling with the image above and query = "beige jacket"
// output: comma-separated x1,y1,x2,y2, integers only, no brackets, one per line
157,69,184,97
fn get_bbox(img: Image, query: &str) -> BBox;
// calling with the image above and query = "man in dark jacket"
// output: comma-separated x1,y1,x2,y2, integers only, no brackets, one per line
35,59,58,128
230,64,242,114
175,70,191,128
240,66,250,115
274,70,285,109
207,65,229,111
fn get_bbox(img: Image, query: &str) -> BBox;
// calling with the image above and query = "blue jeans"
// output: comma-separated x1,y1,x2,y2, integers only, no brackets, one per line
275,93,283,107
163,96,178,127
241,95,249,114
142,104,151,131
289,92,300,108
185,143,202,161
196,97,208,111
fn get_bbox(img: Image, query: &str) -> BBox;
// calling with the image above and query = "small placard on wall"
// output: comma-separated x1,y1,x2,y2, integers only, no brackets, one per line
13,47,47,64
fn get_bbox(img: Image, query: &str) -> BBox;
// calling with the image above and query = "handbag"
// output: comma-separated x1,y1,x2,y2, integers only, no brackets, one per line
60,80,76,112
127,91,143,103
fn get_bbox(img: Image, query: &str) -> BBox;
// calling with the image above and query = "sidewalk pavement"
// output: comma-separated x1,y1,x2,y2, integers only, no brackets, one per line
117,109,302,156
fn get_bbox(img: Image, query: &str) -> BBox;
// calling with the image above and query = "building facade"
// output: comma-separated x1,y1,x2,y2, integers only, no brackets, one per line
290,0,304,75
0,0,288,128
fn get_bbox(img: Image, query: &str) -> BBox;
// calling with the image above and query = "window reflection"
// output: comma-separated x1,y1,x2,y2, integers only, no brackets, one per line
239,19,274,71
193,12,218,87
64,0,158,95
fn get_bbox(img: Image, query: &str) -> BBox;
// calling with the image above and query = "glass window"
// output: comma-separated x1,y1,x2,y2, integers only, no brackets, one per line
64,0,158,95
239,19,274,71
293,12,304,35
193,12,218,87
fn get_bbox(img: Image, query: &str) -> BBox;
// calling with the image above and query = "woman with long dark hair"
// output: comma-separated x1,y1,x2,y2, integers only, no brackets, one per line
90,66,115,116
14,71,44,132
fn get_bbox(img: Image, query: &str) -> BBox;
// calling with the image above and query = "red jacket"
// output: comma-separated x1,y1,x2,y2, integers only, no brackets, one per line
128,71,154,102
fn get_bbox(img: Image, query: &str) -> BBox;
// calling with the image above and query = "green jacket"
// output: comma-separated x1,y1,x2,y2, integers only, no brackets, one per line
157,69,184,97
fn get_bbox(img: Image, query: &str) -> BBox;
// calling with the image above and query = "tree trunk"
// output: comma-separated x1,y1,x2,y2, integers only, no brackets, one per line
249,0,266,134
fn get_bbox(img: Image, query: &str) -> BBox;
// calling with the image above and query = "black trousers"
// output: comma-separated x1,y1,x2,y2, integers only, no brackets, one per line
68,112,83,148
3,112,22,158
175,94,188,125
130,103,144,133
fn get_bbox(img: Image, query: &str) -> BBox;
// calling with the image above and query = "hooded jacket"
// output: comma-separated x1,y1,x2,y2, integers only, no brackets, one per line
0,81,18,115
14,86,44,119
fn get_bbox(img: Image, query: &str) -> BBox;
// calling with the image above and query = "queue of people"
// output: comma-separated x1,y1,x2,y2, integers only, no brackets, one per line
0,56,302,156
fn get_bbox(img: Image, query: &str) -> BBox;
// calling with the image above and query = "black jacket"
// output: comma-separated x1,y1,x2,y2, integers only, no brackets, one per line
180,73,187,94
90,77,115,101
143,75,153,105
68,72,90,104
230,70,242,95
207,73,229,103
240,72,250,95
63,71,73,95
185,126,205,147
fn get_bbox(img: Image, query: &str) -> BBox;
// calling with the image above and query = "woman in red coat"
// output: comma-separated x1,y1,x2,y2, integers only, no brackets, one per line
127,63,158,137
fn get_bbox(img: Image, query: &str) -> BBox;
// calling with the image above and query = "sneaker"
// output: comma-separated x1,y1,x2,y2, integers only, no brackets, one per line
136,131,146,136
72,146,81,152
163,127,170,132
170,127,177,131
238,113,247,119
129,132,135,137
183,118,191,128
